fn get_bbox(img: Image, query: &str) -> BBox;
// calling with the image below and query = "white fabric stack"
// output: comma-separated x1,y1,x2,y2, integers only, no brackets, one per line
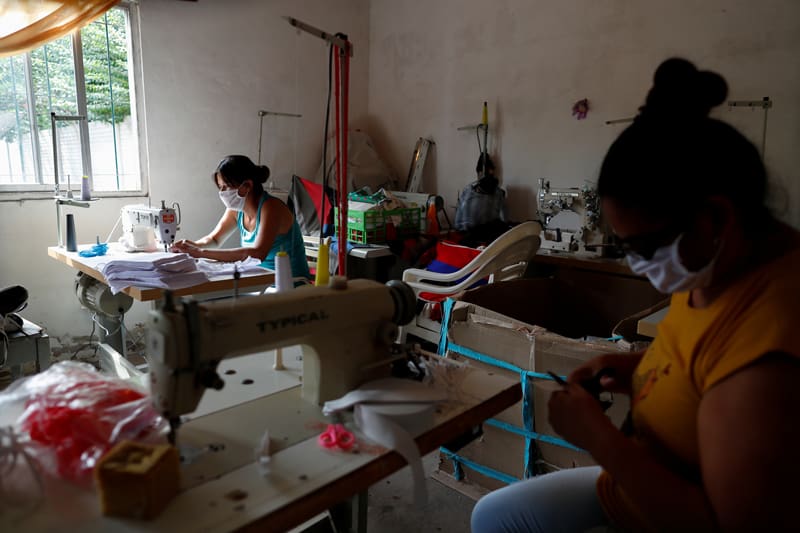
100,252,208,294
195,256,270,277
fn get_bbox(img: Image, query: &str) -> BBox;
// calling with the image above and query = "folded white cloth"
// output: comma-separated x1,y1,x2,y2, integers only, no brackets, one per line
101,253,196,275
99,252,208,294
195,256,270,277
105,271,209,295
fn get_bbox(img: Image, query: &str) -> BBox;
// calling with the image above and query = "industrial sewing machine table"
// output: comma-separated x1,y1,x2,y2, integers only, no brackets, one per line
47,245,276,302
3,354,520,532
47,244,277,370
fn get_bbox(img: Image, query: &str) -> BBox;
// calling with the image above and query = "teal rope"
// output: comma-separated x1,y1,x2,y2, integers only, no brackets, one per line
441,447,519,485
438,296,583,484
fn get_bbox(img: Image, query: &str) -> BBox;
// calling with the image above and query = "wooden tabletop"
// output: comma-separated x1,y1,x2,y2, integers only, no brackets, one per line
48,246,276,302
5,362,520,532
534,249,639,277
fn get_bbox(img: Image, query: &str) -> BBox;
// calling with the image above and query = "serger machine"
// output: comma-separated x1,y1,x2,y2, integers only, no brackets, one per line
121,201,181,252
536,178,605,256
146,278,417,442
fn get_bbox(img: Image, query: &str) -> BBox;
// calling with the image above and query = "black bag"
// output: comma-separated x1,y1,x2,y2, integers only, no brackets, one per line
0,285,27,316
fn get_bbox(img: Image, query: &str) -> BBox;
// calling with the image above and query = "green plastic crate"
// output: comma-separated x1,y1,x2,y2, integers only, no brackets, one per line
335,207,422,243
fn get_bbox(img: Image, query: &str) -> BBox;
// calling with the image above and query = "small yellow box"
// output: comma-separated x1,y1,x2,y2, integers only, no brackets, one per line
94,440,180,520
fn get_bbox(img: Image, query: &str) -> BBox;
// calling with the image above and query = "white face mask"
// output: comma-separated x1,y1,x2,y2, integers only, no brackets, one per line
219,188,246,211
626,233,718,294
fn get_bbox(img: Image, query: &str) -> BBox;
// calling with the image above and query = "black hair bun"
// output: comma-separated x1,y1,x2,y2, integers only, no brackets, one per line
643,58,728,119
257,164,270,184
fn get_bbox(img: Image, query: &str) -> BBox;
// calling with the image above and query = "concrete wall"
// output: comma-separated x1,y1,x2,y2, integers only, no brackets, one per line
366,0,800,227
0,0,369,348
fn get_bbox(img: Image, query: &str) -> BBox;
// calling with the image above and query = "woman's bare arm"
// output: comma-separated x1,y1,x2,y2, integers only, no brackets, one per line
698,353,800,532
173,199,291,263
555,389,719,530
195,209,238,247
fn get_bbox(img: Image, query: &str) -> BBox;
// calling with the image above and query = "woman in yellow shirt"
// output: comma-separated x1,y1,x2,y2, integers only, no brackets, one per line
472,58,800,532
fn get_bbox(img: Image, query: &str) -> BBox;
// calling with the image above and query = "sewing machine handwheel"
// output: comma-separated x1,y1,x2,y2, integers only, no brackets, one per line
386,280,416,326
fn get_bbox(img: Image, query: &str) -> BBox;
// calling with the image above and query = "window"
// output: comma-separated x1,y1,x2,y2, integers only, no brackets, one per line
0,4,143,195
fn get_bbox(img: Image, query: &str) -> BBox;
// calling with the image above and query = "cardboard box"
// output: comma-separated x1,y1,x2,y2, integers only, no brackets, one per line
437,277,662,491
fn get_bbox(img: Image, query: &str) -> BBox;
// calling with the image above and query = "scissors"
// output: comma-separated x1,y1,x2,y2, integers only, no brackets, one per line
318,423,355,451
547,369,615,412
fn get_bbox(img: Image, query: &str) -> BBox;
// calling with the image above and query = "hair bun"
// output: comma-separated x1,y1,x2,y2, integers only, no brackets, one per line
257,164,270,184
643,57,728,119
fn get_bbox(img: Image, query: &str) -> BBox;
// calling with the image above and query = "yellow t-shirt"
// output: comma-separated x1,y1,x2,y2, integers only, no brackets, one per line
597,246,800,531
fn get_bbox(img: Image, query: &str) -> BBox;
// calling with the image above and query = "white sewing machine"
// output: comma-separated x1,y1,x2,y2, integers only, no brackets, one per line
147,278,416,442
536,178,605,256
121,201,181,252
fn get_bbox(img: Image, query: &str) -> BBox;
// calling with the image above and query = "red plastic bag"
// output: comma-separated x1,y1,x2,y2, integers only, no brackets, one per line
8,362,167,486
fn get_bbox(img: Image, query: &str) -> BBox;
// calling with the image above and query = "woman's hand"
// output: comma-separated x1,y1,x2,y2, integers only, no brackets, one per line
171,239,203,257
548,382,616,452
568,352,644,395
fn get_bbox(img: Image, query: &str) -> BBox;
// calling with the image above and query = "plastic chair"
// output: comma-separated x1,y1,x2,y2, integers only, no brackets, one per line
398,221,541,345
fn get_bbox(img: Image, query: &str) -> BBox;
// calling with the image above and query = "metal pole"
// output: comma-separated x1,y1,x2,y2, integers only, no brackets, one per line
481,102,488,179
604,117,635,125
284,16,352,275
56,199,62,247
283,17,352,54
334,48,345,275
727,97,772,160
761,99,769,160
257,114,264,165
51,112,58,194
341,45,350,275
256,110,302,166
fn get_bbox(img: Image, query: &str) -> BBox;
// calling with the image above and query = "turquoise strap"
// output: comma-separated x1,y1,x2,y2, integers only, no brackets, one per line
437,297,583,482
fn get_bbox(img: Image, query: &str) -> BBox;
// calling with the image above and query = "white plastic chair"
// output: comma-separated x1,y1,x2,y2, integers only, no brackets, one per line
398,221,542,345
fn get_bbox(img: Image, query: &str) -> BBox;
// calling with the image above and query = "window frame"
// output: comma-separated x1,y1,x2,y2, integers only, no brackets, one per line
0,1,148,201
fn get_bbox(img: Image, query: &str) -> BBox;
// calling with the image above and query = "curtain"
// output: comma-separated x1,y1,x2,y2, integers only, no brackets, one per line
0,0,119,58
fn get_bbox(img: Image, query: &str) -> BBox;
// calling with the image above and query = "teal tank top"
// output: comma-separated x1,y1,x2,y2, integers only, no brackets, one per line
237,192,311,280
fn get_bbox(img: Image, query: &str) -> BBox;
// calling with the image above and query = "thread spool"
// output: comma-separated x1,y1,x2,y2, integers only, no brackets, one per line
315,237,331,286
273,251,293,371
80,175,91,201
274,251,293,293
66,214,77,252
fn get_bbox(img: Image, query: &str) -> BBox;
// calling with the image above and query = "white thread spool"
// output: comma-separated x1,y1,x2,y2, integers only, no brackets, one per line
273,251,293,370
274,251,293,293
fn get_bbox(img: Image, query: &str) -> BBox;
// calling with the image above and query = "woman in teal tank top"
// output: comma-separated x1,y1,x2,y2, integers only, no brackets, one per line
238,191,310,277
171,155,311,281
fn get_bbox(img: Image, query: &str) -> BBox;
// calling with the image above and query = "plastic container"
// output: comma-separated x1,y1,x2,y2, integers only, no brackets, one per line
335,207,422,244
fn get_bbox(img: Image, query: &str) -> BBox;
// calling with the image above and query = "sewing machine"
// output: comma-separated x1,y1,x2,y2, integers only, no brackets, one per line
147,278,416,441
121,201,180,252
536,178,605,256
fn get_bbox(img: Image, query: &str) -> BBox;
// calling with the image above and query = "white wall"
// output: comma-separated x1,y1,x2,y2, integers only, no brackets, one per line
4,0,799,349
366,0,800,227
0,0,369,348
